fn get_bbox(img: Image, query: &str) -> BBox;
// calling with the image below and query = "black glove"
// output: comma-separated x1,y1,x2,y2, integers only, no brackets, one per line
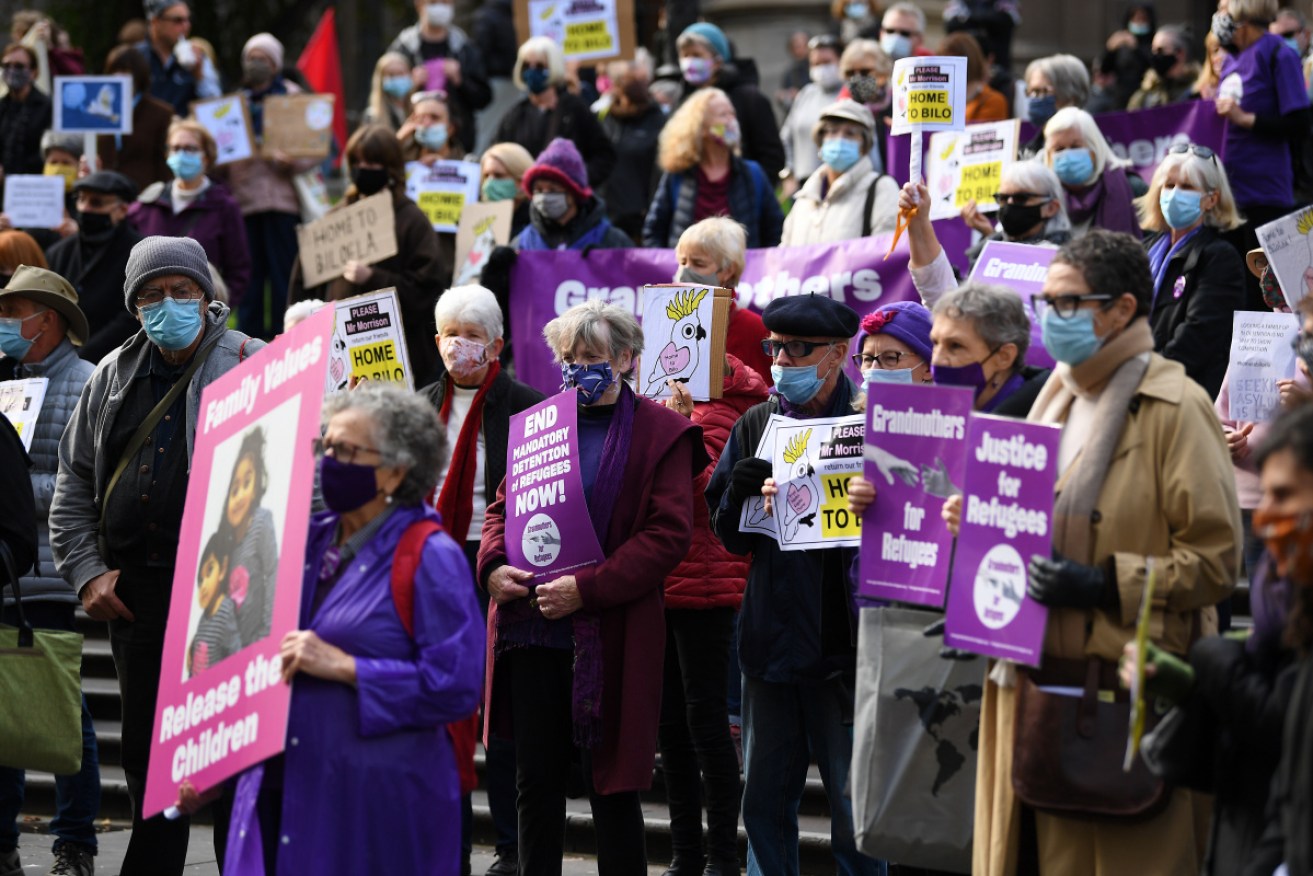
728,456,773,506
1026,554,1118,611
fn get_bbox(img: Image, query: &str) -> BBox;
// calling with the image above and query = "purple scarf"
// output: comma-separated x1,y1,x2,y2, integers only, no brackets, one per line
571,381,636,747
1064,166,1141,238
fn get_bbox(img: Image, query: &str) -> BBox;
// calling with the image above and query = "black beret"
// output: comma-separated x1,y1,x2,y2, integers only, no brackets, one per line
761,293,859,339
73,171,138,203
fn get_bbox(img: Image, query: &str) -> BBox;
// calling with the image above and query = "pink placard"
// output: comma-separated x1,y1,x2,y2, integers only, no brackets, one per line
143,306,334,818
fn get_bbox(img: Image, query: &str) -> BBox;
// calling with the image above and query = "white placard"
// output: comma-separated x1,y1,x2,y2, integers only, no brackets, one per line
528,0,622,61
1257,206,1313,309
924,120,1020,221
771,415,865,551
192,94,255,165
1228,311,1301,422
890,56,968,137
0,377,49,452
2,175,65,229
325,288,414,395
638,285,715,400
405,160,482,233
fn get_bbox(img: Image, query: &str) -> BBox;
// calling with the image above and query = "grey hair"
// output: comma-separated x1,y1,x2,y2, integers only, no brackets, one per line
1003,160,1071,235
1025,54,1091,108
434,284,504,340
514,36,566,90
543,299,644,370
284,298,324,329
840,39,892,78
932,282,1031,368
1155,24,1192,58
320,383,446,506
883,1,926,32
1277,8,1307,30
678,216,747,283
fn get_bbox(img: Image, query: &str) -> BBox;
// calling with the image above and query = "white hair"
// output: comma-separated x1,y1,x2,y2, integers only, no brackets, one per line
513,36,567,91
883,1,926,32
433,284,504,340
284,298,325,329
1043,107,1128,182
1004,160,1072,235
1025,54,1091,108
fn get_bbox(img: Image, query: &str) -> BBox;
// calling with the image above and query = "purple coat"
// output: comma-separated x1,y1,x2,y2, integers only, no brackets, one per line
127,179,252,306
225,505,485,875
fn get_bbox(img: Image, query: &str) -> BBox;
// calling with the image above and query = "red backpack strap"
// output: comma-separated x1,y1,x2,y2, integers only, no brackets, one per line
390,519,444,637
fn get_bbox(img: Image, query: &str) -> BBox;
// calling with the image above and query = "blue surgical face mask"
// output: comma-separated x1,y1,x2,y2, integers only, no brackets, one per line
139,296,205,351
0,311,45,361
846,2,869,19
382,74,412,99
880,32,912,61
771,348,835,405
561,361,615,405
1159,187,1204,230
1285,37,1303,55
416,123,448,150
1053,147,1094,186
820,137,862,173
863,366,915,385
1041,307,1103,365
1026,94,1057,128
1128,21,1152,37
522,66,551,95
167,150,205,182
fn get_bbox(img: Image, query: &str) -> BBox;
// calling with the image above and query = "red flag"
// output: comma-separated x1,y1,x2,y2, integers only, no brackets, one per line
296,7,348,164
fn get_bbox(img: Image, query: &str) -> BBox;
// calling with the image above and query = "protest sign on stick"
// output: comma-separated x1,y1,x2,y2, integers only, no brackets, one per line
191,94,256,165
637,284,730,401
405,160,481,233
3,175,65,229
0,377,48,452
514,0,636,62
771,415,865,552
53,75,132,134
924,120,1019,221
1227,311,1301,422
454,201,513,285
324,288,414,394
295,191,398,288
262,94,335,159
888,56,967,257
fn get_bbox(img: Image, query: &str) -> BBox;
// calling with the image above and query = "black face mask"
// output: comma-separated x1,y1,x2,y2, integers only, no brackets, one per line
78,210,115,239
351,167,390,196
1149,51,1177,77
996,201,1046,239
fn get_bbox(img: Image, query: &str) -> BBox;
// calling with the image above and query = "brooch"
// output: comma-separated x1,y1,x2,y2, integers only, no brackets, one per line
1172,276,1186,300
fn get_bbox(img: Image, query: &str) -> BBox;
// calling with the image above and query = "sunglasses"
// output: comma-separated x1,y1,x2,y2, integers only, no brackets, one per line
1168,143,1217,164
882,27,917,38
993,192,1046,205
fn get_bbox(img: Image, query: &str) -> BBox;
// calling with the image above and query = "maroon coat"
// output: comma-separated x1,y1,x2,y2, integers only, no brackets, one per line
478,393,708,794
664,355,767,610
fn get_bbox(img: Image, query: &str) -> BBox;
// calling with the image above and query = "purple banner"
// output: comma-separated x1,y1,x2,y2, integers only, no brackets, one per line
967,240,1057,370
943,414,1060,667
858,382,974,606
508,225,973,396
504,392,605,584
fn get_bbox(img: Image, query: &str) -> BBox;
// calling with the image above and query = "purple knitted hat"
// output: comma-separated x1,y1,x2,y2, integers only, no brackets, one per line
859,301,932,363
521,138,592,202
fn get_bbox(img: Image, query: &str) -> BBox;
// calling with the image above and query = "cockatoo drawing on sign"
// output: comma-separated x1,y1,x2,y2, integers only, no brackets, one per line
645,287,709,397
781,429,819,543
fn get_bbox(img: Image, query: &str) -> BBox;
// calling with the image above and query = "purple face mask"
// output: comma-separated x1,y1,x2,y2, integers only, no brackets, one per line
318,454,380,513
931,361,988,393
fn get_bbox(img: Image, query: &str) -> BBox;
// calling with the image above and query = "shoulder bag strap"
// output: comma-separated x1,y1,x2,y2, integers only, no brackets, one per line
861,173,886,239
389,519,444,638
0,540,32,647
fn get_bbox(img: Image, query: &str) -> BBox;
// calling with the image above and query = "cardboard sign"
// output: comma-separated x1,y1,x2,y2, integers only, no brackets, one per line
967,240,1058,370
295,192,399,288
858,382,974,607
504,392,606,583
454,201,514,285
192,94,256,165
143,307,334,817
513,0,637,63
739,414,783,538
3,174,65,229
261,93,335,159
0,377,48,452
890,57,968,136
771,414,865,551
325,288,414,394
1257,205,1313,309
406,160,481,233
1228,311,1301,422
943,415,1060,667
637,284,730,401
925,120,1020,220
53,75,133,135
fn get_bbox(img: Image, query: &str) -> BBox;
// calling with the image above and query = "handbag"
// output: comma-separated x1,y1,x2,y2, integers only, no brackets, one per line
851,606,984,872
0,540,84,773
1011,659,1171,821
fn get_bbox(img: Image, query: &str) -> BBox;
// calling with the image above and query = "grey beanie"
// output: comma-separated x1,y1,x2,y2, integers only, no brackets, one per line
123,236,216,312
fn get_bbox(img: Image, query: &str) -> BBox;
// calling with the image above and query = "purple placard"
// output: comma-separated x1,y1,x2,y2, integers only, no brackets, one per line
858,382,974,606
967,240,1057,370
504,392,605,583
943,414,1060,667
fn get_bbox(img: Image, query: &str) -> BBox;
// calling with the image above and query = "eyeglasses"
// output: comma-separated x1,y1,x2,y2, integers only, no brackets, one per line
852,350,919,370
169,144,202,154
762,338,834,359
1025,87,1054,99
993,191,1046,205
1030,293,1114,319
881,27,917,38
847,67,877,78
311,437,382,465
1168,143,1218,165
136,283,205,307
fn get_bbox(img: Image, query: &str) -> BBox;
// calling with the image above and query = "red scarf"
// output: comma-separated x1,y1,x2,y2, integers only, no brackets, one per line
434,361,500,542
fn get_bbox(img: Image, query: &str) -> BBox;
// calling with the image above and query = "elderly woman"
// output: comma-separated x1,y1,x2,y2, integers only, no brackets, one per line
399,90,464,165
1137,143,1245,398
1042,107,1143,239
838,39,893,172
779,34,848,190
960,161,1072,266
363,51,414,131
478,300,707,874
128,120,251,304
495,36,615,187
287,124,445,384
1020,54,1091,157
419,284,542,876
674,217,775,386
852,301,936,388
210,383,484,875
781,99,899,245
969,230,1240,876
479,141,534,238
643,88,784,249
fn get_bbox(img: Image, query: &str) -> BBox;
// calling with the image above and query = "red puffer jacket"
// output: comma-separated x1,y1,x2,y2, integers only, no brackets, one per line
664,354,770,609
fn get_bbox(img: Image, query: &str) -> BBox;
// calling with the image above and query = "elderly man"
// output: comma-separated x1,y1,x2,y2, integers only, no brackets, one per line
49,237,264,874
47,172,144,364
0,267,98,876
706,294,884,876
880,1,928,60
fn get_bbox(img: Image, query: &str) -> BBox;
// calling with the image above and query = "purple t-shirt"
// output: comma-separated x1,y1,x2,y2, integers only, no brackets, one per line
1220,31,1310,208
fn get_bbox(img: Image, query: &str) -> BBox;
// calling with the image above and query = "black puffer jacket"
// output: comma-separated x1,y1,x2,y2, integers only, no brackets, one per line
495,87,616,188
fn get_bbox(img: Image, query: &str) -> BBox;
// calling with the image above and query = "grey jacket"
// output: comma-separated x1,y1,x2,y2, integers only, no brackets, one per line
2,339,95,605
49,302,265,593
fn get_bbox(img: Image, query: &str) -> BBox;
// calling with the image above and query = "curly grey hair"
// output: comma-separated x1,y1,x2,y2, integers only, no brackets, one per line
933,282,1032,369
543,299,644,372
321,383,446,506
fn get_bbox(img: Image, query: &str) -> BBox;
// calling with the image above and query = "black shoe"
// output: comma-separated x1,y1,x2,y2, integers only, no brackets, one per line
662,855,706,876
486,847,518,876
48,844,94,876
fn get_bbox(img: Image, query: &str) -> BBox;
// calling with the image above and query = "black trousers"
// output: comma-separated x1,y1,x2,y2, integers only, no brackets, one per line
509,647,646,876
658,607,740,868
109,569,192,876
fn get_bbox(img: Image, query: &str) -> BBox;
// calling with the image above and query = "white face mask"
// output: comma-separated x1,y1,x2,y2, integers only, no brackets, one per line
810,63,842,90
425,2,453,27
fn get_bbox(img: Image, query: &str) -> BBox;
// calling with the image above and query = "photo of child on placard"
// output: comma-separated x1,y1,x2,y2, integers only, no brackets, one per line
180,401,297,682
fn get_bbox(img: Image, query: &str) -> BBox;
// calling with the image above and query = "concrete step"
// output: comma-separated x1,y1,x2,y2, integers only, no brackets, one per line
82,676,121,723
24,764,132,821
80,635,117,680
